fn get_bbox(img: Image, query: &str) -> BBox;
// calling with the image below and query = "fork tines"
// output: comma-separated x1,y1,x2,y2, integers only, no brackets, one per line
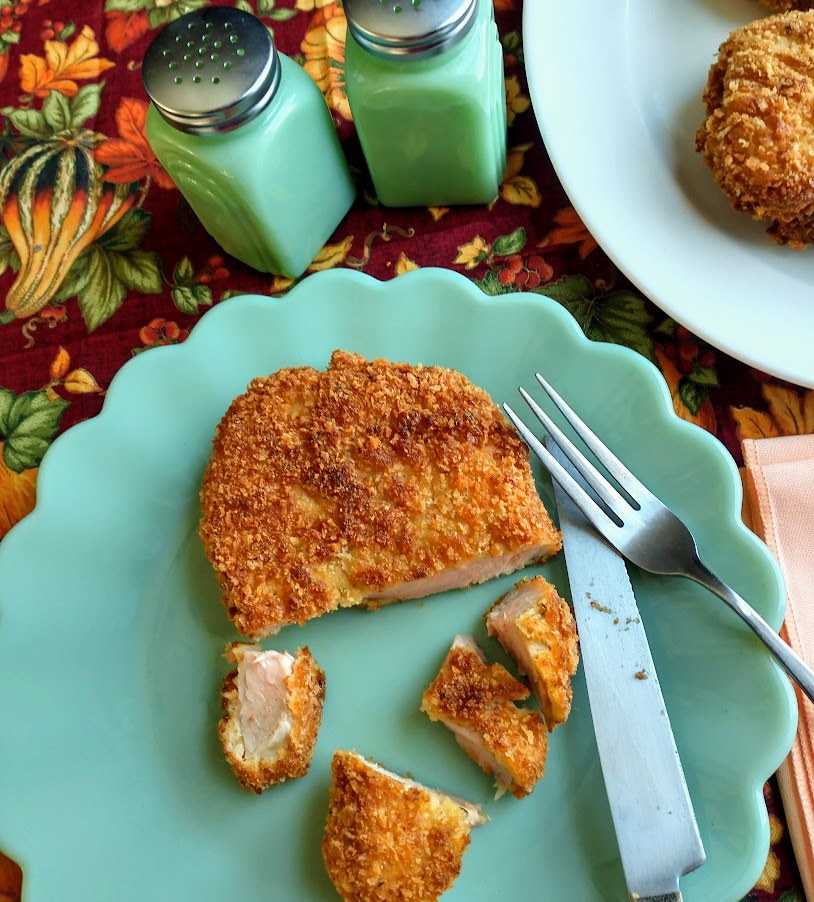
502,374,653,542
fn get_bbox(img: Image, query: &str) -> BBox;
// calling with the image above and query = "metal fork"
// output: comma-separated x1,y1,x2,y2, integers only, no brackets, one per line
503,373,814,706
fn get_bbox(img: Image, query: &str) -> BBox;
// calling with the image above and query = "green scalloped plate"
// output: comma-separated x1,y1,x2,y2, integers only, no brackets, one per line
0,269,797,901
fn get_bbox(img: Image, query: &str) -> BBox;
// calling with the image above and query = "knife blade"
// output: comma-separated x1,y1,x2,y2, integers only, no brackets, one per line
548,440,705,902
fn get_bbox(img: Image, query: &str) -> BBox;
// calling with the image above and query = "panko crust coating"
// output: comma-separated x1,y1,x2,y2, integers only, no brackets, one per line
485,576,579,730
696,11,814,246
322,751,482,902
200,350,560,639
421,639,548,799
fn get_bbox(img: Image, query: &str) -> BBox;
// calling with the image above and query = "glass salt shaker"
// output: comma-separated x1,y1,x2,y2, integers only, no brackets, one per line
343,0,506,208
142,7,355,278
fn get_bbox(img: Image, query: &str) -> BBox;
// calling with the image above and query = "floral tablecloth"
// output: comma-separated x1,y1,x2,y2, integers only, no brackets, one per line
0,0,806,899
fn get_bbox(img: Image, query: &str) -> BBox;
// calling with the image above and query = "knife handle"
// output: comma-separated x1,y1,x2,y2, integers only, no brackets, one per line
632,894,681,902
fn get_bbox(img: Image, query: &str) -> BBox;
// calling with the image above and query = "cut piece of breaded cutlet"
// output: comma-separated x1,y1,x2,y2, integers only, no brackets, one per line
218,643,325,793
485,576,579,730
696,11,814,246
421,635,548,799
200,350,561,639
322,751,485,902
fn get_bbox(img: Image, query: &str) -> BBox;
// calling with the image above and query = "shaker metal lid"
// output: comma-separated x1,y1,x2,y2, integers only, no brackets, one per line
344,0,478,60
142,7,280,134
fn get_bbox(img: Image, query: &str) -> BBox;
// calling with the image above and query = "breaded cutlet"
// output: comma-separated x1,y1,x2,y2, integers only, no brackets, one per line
200,350,561,639
322,750,485,902
218,643,325,793
421,635,548,799
696,11,814,247
485,576,579,730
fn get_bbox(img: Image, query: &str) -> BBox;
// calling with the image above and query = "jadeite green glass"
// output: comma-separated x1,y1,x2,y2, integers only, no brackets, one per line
0,270,797,902
345,0,506,207
146,55,355,278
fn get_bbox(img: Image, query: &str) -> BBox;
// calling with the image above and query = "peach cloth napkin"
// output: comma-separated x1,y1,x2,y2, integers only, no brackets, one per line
741,434,814,901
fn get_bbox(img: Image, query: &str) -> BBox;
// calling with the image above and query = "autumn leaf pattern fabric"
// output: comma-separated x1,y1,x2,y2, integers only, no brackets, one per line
94,97,175,188
0,2,807,901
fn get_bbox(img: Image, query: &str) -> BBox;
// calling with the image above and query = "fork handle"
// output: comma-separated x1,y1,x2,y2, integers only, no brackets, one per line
632,895,681,902
687,557,814,705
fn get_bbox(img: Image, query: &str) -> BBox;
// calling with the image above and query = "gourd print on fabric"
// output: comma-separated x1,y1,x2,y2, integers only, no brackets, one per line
0,131,136,318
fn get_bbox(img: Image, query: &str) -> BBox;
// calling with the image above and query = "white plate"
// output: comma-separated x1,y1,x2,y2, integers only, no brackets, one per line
524,0,814,388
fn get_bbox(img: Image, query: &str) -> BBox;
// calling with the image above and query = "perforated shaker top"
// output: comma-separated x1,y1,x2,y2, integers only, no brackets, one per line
343,0,478,60
142,7,281,135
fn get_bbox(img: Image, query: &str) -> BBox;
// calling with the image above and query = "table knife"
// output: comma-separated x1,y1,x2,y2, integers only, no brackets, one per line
549,441,705,901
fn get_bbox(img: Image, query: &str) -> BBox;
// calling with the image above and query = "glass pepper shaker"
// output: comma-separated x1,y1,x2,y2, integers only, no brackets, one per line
343,0,506,208
142,7,355,278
